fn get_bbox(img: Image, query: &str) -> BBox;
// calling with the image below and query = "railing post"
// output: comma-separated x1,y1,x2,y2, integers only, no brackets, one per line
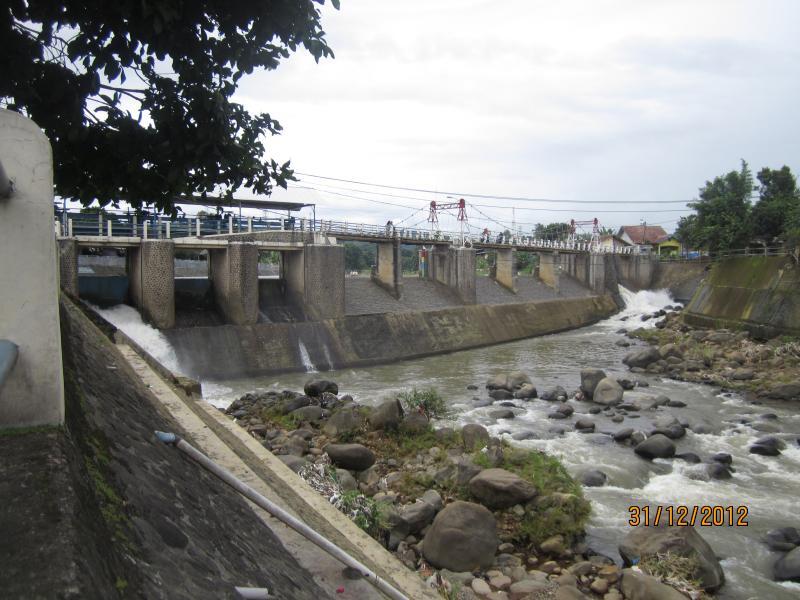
98,211,103,235
107,220,112,237
196,216,201,237
143,221,149,240
166,221,171,239
228,215,233,234
247,216,252,233
132,214,138,236
68,218,73,237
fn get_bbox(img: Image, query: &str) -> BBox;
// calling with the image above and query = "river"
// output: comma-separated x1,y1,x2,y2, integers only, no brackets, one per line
99,289,800,600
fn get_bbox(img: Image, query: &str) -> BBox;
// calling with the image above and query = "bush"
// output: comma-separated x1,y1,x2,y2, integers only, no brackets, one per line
397,387,448,419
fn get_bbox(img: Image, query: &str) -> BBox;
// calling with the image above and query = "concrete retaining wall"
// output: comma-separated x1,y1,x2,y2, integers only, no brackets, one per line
166,295,619,379
0,110,64,427
684,255,800,338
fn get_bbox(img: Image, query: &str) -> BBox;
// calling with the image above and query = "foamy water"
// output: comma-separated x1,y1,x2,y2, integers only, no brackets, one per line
91,303,184,375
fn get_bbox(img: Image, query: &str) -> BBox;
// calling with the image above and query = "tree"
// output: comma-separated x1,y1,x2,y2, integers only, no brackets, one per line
674,214,700,250
688,160,753,252
751,166,799,243
2,0,338,214
343,242,374,272
533,222,570,240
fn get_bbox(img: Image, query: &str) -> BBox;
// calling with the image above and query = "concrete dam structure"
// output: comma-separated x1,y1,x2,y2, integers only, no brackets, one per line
59,226,639,377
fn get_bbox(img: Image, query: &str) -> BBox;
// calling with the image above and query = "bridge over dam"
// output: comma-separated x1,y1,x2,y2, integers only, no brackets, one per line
56,211,698,377
58,217,626,321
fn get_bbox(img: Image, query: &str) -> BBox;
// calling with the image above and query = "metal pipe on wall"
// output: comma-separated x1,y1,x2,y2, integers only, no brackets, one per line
154,431,409,600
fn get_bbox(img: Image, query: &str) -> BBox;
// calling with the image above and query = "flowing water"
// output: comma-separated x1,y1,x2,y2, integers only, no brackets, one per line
103,290,800,599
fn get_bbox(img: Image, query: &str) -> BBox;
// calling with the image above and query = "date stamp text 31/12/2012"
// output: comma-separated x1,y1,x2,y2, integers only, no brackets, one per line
628,505,749,527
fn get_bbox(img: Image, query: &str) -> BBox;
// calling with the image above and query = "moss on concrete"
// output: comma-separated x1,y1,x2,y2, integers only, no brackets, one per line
684,256,800,338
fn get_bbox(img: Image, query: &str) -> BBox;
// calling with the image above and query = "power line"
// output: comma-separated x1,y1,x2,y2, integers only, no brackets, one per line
295,182,691,214
296,171,693,205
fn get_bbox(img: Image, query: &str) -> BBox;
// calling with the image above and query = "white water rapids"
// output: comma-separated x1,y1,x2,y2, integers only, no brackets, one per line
96,289,800,598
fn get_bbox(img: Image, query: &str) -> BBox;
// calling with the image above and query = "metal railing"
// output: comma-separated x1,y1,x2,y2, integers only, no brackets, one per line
55,208,665,254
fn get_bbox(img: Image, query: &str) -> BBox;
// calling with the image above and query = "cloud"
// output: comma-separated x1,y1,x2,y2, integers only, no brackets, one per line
231,0,800,232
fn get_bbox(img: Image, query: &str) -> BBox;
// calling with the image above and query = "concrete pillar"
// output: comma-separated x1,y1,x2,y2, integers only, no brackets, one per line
127,239,175,329
209,242,259,325
0,110,65,427
372,239,403,299
58,238,80,298
284,245,345,320
538,252,561,290
428,246,476,304
493,248,517,293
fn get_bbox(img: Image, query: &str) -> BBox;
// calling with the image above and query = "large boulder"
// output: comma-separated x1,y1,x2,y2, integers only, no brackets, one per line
368,399,403,431
324,443,375,471
275,394,312,415
623,347,661,369
508,371,532,390
400,411,430,434
774,546,800,582
634,434,676,460
422,501,499,572
399,501,437,534
469,468,537,509
765,382,800,401
304,379,338,397
462,423,490,451
592,377,624,406
619,525,725,591
620,569,687,600
765,527,800,552
486,374,511,391
580,369,606,399
322,406,367,438
651,415,686,440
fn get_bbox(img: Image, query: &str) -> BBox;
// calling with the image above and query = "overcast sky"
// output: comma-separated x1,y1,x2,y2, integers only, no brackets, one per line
231,0,800,236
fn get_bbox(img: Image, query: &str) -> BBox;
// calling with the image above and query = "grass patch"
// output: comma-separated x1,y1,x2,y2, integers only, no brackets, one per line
397,387,449,419
260,409,299,431
473,444,590,545
380,426,462,458
336,490,388,537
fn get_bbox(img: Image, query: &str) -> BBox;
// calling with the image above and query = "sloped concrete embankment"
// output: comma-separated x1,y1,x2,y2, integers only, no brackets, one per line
166,295,619,380
684,256,800,338
60,296,437,600
54,298,327,599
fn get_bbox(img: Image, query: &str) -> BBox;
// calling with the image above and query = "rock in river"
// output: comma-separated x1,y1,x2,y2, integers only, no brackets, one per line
622,347,661,369
634,434,676,460
304,379,338,397
592,377,624,406
580,369,606,399
324,443,375,471
775,547,800,582
422,501,498,572
469,468,537,509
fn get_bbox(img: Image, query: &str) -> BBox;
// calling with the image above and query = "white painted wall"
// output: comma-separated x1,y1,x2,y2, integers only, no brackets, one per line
0,110,64,426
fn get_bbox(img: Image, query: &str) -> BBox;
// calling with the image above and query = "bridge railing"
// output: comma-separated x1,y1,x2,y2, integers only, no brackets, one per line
55,208,658,255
